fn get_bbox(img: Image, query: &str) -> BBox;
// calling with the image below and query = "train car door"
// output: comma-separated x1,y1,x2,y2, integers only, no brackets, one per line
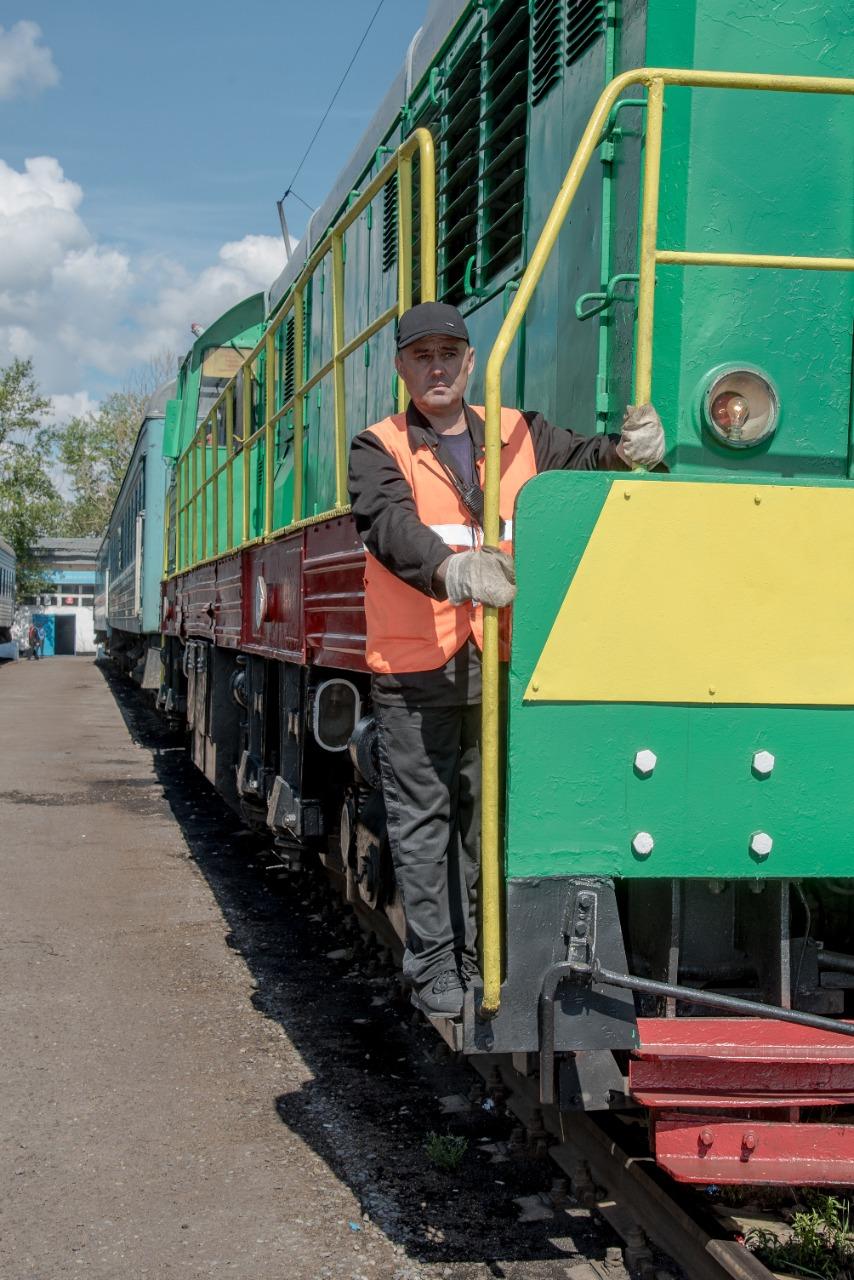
54,615,76,655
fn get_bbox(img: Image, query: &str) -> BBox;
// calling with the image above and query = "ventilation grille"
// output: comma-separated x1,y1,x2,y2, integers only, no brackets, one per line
436,0,531,304
382,175,398,273
282,315,296,404
481,0,529,281
437,44,482,303
567,0,608,67
532,0,564,103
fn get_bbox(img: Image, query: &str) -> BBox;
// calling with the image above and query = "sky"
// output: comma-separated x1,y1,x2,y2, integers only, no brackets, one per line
0,1,430,420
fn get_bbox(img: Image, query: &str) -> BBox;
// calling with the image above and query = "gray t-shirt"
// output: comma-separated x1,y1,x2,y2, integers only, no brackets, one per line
440,429,475,488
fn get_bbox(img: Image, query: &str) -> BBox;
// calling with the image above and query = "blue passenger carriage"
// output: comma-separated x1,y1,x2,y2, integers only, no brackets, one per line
96,381,175,684
0,535,16,661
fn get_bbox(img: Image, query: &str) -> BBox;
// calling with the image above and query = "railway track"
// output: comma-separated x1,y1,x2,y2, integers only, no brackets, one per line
489,1062,774,1280
415,1014,779,1280
311,854,786,1278
112,669,788,1280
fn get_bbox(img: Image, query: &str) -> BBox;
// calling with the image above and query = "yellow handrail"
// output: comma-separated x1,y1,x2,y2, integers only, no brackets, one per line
171,127,436,574
480,66,854,1018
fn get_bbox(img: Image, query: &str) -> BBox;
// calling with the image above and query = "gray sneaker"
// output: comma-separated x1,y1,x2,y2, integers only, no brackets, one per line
412,969,465,1017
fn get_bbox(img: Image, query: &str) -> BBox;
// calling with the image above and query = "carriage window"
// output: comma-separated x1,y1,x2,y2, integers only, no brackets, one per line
198,346,251,426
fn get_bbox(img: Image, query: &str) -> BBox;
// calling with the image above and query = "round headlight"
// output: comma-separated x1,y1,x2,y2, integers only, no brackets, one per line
702,367,779,449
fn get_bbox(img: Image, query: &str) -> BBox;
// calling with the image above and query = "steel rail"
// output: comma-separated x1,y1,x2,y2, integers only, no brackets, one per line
480,66,854,1017
470,1055,777,1280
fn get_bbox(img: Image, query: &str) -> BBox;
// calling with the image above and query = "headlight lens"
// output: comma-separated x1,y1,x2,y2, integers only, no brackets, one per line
702,368,779,448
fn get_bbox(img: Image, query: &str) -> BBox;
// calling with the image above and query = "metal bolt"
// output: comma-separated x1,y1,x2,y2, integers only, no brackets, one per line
752,750,775,777
634,749,657,776
699,1128,714,1148
578,893,593,911
531,680,540,693
742,1131,756,1153
632,831,655,857
574,922,588,938
750,831,773,859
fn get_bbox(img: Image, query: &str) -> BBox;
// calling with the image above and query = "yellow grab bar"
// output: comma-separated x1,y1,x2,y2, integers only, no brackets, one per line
480,66,854,1017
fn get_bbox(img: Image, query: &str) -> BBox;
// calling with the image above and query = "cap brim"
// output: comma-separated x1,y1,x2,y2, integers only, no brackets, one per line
397,328,470,350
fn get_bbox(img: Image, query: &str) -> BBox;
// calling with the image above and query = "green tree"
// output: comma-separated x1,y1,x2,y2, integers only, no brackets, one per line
0,358,63,597
59,352,176,538
59,389,148,537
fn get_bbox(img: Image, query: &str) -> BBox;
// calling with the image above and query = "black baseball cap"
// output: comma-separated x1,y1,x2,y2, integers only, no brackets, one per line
396,302,470,350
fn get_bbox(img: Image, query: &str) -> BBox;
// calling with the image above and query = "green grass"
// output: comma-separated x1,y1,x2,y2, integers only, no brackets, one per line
424,1132,468,1173
745,1194,854,1279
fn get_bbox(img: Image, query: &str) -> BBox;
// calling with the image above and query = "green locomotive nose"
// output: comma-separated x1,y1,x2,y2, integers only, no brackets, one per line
508,470,854,883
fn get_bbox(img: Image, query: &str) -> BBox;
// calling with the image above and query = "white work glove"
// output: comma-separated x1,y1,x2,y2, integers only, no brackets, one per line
445,546,516,608
616,402,665,469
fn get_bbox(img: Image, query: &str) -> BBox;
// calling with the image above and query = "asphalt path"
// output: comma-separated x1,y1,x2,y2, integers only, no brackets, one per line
0,656,401,1279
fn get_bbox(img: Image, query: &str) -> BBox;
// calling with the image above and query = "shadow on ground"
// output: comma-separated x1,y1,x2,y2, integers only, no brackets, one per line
96,660,622,1279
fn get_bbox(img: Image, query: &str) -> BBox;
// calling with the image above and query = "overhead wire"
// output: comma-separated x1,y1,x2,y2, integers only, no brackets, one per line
281,0,388,207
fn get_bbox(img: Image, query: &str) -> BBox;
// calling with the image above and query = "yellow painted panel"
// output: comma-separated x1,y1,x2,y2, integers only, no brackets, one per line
526,481,854,705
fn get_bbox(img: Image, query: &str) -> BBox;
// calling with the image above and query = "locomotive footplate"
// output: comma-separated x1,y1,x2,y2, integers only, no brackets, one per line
633,1018,854,1185
459,876,639,1057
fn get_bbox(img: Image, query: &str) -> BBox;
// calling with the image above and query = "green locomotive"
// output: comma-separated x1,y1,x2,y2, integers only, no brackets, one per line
158,0,854,1185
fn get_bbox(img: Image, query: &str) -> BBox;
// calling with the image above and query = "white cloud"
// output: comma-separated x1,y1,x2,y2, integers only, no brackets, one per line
0,154,286,419
0,155,132,392
48,391,99,423
0,21,59,100
134,235,285,360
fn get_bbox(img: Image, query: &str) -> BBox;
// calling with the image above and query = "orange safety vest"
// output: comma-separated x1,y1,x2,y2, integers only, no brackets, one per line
362,406,537,674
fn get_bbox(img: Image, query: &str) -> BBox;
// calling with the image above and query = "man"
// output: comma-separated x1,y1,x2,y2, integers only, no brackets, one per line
28,622,42,660
348,302,664,1017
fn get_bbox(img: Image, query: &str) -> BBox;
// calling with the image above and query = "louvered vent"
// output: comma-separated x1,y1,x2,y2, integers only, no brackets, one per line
382,175,397,273
438,45,482,303
481,0,530,282
282,314,296,404
532,0,564,104
567,0,607,66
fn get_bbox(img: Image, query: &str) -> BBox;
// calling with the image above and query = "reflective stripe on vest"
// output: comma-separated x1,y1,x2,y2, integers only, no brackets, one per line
427,520,513,546
361,407,536,674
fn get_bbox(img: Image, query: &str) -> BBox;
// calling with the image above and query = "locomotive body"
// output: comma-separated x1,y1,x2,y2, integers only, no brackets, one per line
148,0,854,1185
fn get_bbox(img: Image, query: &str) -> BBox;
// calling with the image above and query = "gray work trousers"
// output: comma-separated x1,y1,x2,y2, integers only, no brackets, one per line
375,701,481,988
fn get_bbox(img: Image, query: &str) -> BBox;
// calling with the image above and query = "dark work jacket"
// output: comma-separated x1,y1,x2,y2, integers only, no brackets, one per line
348,401,636,705
348,400,629,600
